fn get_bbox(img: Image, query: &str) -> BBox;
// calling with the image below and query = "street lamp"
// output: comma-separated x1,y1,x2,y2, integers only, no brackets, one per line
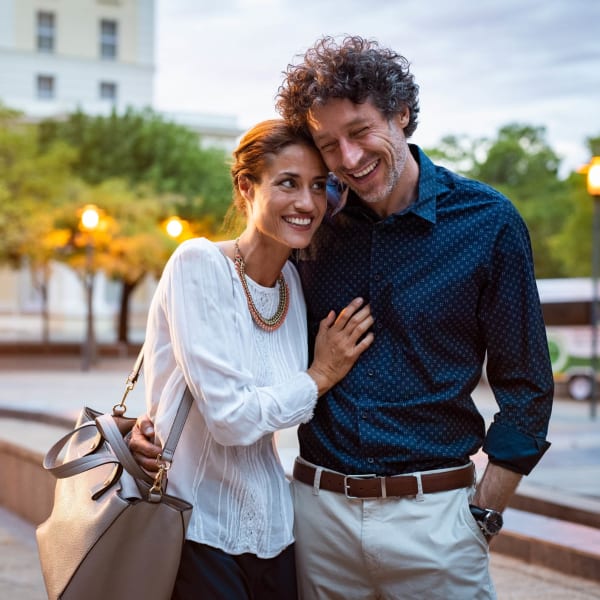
586,157,600,419
80,204,100,371
165,216,184,239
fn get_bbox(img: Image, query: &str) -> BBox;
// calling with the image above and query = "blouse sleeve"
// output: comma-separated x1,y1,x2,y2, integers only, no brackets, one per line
155,239,317,446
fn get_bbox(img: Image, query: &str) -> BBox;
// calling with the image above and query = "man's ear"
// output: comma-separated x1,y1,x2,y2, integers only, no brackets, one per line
396,106,410,129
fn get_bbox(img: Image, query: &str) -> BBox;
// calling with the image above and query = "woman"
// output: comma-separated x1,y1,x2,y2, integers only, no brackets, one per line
140,119,374,599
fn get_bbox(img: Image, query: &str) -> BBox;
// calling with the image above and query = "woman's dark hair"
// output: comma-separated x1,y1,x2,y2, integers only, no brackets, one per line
276,35,420,137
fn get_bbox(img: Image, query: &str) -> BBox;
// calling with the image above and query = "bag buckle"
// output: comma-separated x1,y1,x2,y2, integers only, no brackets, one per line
148,454,171,502
343,473,377,499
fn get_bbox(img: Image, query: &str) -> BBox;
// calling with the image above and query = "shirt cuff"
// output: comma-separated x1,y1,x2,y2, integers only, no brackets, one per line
482,421,551,475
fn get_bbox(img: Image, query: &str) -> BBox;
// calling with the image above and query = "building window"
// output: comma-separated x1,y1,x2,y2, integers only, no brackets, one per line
100,81,117,102
100,19,118,59
37,75,55,99
37,11,55,53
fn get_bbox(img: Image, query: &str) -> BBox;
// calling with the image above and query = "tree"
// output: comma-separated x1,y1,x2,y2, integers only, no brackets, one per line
588,135,600,157
548,134,600,277
426,123,570,277
55,179,186,343
37,108,236,342
0,104,78,342
38,107,233,224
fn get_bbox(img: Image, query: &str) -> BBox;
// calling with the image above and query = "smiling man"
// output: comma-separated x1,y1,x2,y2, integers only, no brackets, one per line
276,35,553,600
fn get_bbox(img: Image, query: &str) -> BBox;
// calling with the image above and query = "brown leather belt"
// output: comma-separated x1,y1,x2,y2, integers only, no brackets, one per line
293,459,475,499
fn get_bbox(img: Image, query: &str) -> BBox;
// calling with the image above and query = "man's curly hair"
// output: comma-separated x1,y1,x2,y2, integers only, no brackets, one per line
276,35,420,137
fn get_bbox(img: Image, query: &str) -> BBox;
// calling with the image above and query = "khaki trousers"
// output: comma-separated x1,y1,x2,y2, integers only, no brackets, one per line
291,463,496,600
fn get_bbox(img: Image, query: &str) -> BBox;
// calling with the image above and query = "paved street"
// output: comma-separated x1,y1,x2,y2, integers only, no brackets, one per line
1,354,599,598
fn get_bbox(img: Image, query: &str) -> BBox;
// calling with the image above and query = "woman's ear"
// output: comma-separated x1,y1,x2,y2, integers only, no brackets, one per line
238,175,254,201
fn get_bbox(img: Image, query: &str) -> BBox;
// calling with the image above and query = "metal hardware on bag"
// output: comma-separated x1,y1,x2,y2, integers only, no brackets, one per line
148,462,170,502
343,473,377,499
112,379,135,417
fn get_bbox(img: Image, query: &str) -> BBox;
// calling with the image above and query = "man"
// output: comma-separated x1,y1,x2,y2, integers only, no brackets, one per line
132,36,553,599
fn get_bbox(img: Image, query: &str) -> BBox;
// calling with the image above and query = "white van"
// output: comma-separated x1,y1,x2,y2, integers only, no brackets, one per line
537,278,597,400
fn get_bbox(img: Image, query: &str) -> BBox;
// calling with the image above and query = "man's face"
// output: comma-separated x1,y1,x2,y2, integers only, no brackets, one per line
307,98,411,211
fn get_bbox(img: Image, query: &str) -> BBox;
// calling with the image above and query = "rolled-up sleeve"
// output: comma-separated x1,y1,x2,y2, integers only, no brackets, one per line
480,208,553,475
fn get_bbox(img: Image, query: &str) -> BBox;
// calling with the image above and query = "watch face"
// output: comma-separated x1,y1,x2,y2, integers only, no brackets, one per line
483,510,503,535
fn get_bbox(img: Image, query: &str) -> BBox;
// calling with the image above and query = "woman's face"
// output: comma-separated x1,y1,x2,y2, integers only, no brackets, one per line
244,143,328,250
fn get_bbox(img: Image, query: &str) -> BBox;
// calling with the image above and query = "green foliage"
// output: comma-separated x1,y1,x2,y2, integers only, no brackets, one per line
425,123,580,278
38,107,233,224
58,179,181,283
588,135,600,157
547,172,592,277
0,104,77,267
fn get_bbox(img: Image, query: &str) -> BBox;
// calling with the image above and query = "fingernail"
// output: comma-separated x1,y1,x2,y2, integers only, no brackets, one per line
143,426,154,435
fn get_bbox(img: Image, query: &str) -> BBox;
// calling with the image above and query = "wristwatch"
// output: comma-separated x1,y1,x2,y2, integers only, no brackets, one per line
469,504,504,537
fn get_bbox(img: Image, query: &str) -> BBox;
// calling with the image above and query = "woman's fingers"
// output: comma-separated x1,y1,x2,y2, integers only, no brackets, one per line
332,299,374,339
332,297,365,328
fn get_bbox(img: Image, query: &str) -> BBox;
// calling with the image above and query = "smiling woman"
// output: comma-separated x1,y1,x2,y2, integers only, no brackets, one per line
130,118,374,599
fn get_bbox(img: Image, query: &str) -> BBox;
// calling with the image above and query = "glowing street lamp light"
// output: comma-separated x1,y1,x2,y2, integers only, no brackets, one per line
80,204,100,371
588,157,600,196
81,205,100,230
165,216,184,239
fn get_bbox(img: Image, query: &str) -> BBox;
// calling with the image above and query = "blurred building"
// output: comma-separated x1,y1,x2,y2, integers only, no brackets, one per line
0,0,154,118
0,0,242,344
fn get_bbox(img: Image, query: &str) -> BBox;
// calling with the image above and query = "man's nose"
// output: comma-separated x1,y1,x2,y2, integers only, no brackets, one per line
338,138,362,169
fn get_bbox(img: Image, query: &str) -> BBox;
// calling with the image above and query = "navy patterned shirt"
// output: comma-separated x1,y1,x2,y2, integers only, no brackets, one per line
295,145,553,476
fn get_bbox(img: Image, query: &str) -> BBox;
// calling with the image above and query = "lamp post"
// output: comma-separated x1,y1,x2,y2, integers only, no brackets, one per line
80,205,100,372
587,157,600,419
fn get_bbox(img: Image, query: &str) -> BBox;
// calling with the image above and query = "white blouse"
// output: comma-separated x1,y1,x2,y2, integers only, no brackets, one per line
144,237,318,558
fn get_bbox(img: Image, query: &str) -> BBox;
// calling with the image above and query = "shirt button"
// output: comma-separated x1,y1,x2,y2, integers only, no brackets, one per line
367,458,375,464
367,369,374,377
374,273,382,281
361,412,368,419
375,322,383,331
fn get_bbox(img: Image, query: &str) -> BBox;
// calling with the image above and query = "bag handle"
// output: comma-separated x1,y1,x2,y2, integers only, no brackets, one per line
43,420,124,478
43,346,193,489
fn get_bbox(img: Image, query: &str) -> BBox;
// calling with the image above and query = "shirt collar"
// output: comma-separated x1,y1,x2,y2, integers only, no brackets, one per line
334,145,448,224
407,144,442,225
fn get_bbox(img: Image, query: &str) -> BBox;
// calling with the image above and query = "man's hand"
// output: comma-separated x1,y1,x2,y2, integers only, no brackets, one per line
129,414,163,473
472,462,522,544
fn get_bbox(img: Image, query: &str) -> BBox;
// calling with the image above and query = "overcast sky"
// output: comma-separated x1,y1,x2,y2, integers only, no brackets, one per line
153,0,600,176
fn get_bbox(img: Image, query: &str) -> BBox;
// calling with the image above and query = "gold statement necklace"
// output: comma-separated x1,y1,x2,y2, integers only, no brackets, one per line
234,239,289,332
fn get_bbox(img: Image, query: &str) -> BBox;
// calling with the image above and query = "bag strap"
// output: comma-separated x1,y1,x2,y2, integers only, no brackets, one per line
112,345,145,417
43,346,193,486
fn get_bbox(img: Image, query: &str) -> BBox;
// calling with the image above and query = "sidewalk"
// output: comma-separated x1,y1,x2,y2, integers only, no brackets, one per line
1,354,600,598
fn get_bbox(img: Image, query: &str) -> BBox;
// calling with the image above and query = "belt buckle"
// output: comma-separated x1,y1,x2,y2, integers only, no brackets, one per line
343,473,377,499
